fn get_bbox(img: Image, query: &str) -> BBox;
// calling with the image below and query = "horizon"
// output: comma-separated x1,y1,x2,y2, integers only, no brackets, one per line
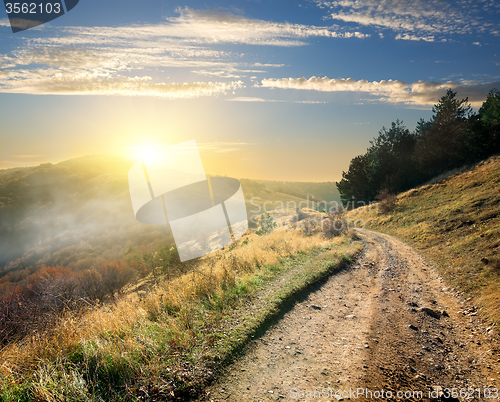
0,152,342,183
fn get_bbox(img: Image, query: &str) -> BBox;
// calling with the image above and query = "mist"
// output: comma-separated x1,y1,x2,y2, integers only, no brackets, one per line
0,155,174,278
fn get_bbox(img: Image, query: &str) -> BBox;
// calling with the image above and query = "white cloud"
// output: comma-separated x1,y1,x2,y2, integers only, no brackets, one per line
159,7,370,45
49,6,368,49
0,8,371,96
229,97,268,102
260,76,499,107
315,0,499,40
395,33,435,42
30,6,369,49
261,76,408,94
0,70,244,98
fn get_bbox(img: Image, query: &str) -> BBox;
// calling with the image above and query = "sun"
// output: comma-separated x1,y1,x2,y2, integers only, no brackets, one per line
127,144,167,162
139,145,158,161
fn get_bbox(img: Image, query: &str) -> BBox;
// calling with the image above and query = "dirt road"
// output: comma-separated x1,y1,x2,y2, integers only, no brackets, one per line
202,230,500,401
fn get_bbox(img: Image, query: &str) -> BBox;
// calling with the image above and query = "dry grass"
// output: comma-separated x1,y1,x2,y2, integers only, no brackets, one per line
348,156,500,334
0,229,354,401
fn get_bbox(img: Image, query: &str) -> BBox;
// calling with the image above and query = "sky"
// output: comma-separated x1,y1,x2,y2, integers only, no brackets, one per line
0,0,499,181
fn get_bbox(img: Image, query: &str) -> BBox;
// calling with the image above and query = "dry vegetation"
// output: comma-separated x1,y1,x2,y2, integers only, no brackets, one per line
0,155,352,401
0,227,360,401
349,156,500,335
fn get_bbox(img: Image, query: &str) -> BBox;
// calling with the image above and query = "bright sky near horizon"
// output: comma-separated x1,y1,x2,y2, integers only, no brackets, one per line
0,0,499,181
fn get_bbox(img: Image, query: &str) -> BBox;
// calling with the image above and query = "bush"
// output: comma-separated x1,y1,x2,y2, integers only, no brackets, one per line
376,189,397,214
255,213,277,236
320,213,347,238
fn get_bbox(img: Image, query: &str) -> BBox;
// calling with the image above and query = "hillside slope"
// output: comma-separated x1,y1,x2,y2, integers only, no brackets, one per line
0,156,331,277
349,156,500,330
251,179,341,203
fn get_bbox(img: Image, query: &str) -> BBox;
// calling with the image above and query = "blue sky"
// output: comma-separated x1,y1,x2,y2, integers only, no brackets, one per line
0,0,499,180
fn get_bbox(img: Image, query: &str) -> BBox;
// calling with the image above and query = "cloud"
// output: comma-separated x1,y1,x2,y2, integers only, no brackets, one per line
0,8,371,96
261,76,408,94
229,97,268,102
227,96,327,104
197,142,254,153
44,7,368,49
34,7,369,52
0,70,244,98
260,76,499,107
315,0,500,40
395,33,436,42
158,7,370,46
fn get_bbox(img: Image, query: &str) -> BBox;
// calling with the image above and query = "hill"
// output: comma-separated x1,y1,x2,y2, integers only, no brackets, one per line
0,156,359,401
0,156,332,278
0,155,171,275
251,180,340,203
348,156,500,329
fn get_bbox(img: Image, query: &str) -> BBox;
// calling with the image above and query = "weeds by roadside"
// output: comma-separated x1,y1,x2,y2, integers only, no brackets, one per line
0,229,361,401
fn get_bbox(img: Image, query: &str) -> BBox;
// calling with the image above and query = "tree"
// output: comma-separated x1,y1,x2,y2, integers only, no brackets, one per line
336,153,375,206
336,88,498,208
255,213,277,235
366,120,418,193
479,88,500,153
414,89,474,176
336,121,417,205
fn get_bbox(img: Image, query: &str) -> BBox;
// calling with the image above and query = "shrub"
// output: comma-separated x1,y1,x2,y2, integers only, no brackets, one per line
320,213,347,238
255,213,277,236
376,189,397,214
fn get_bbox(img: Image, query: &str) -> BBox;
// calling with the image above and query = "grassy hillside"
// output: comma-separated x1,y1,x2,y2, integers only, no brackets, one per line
252,180,340,203
0,225,361,401
349,156,500,330
0,155,360,400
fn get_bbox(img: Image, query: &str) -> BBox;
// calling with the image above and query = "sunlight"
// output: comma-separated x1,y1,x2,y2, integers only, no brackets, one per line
127,143,168,162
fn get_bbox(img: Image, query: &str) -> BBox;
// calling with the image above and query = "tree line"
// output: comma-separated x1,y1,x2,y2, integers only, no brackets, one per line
336,89,500,205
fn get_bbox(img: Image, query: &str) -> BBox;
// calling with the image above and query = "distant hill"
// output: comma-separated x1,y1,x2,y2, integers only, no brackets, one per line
349,156,500,330
0,155,172,276
0,156,327,278
253,180,340,203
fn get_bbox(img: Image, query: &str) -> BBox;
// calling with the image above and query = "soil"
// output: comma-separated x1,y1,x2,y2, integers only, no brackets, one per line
200,230,500,401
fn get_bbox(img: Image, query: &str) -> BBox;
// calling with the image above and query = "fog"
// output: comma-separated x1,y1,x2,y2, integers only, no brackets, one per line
0,155,174,276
